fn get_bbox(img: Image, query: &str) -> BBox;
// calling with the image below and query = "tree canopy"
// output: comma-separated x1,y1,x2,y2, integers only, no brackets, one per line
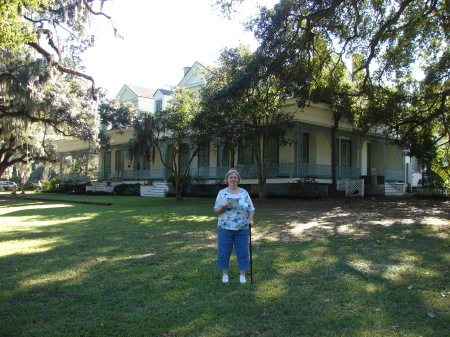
217,0,449,185
0,0,113,178
150,87,209,200
0,0,54,50
199,46,255,168
199,45,293,198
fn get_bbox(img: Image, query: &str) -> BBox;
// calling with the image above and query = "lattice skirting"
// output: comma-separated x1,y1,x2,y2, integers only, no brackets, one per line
337,179,364,197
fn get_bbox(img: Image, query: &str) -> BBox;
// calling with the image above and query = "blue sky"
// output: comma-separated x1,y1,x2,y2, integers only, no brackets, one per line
83,0,278,98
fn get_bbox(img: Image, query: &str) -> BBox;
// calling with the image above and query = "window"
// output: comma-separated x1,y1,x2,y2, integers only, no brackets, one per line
115,150,123,171
104,151,111,179
155,99,163,112
198,143,210,167
238,137,253,165
301,133,309,163
268,135,279,163
336,139,352,167
217,142,229,167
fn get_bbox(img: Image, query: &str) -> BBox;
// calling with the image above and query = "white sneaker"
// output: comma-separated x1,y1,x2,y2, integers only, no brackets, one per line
239,274,246,284
222,274,229,283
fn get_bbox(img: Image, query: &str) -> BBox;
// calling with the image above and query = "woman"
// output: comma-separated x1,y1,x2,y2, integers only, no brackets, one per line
214,169,255,284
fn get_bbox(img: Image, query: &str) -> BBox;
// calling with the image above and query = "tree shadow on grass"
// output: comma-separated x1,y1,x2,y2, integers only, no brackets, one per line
0,197,448,336
0,197,219,335
241,197,449,336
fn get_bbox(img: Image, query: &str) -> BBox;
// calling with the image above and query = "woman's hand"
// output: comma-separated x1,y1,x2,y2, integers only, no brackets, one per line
214,203,229,215
248,220,254,227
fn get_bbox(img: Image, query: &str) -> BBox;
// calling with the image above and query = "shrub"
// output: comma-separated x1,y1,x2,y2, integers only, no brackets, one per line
113,183,141,196
287,178,326,198
63,183,87,195
41,178,86,194
41,177,63,192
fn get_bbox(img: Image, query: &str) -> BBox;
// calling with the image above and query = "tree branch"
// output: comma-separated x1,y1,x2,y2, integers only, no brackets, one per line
0,107,81,138
27,42,99,100
83,0,112,20
355,0,415,76
36,28,61,60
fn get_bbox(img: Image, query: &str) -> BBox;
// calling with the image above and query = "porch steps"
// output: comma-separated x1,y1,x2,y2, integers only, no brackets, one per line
140,182,169,197
385,182,405,196
86,182,108,192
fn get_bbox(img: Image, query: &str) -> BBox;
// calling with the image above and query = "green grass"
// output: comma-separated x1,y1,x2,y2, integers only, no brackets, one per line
0,193,449,336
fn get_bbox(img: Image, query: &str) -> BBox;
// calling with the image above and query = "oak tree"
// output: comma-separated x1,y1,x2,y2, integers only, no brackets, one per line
217,0,449,186
0,1,114,179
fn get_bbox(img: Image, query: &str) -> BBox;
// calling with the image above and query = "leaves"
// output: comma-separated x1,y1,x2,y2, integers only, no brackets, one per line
98,99,138,130
135,87,208,200
0,1,113,177
0,0,52,49
249,0,449,181
198,45,294,197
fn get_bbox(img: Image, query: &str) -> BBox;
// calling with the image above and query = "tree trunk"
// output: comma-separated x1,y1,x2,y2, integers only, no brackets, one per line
253,134,268,199
175,180,183,201
230,146,236,169
260,134,269,199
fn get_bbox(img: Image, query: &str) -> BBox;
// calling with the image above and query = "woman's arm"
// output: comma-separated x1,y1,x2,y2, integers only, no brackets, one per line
247,210,254,225
214,203,228,215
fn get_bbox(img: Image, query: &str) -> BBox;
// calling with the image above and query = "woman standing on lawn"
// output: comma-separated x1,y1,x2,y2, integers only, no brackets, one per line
214,169,255,284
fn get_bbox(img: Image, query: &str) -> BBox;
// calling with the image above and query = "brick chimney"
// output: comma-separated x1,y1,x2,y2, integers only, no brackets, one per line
183,67,191,76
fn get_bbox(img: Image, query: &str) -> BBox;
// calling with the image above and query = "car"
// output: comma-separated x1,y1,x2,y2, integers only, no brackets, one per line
0,181,18,191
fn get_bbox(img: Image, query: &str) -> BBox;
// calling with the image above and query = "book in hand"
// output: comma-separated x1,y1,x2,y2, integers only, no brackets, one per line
227,198,239,209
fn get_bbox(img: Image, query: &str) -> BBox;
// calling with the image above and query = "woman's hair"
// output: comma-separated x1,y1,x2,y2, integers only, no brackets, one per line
225,169,241,183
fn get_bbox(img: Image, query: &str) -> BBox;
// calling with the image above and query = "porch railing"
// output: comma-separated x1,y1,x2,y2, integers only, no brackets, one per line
384,170,405,182
121,169,165,180
92,163,362,182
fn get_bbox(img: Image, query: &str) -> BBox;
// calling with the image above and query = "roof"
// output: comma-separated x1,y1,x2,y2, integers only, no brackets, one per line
157,89,174,96
125,85,157,99
177,61,205,87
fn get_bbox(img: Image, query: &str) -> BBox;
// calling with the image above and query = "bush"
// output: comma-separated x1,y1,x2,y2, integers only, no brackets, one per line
287,178,326,198
63,183,87,195
113,183,141,196
41,178,86,194
414,188,449,199
41,177,63,192
420,170,448,189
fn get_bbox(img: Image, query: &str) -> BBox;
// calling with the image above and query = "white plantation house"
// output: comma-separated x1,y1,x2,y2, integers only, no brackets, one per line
117,85,156,112
54,61,422,197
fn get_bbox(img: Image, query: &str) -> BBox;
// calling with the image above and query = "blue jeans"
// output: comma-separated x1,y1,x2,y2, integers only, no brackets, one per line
217,227,250,271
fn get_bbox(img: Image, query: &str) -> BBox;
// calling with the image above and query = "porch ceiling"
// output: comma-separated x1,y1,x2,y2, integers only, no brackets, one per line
54,138,91,152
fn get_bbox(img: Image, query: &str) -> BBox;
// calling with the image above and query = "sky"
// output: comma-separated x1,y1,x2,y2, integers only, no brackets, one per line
83,0,278,98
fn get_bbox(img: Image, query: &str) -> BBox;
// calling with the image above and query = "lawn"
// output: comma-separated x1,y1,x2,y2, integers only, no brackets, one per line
0,193,449,336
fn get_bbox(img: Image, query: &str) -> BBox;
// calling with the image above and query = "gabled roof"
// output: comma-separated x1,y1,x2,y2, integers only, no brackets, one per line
177,61,205,88
120,84,157,99
156,88,174,96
